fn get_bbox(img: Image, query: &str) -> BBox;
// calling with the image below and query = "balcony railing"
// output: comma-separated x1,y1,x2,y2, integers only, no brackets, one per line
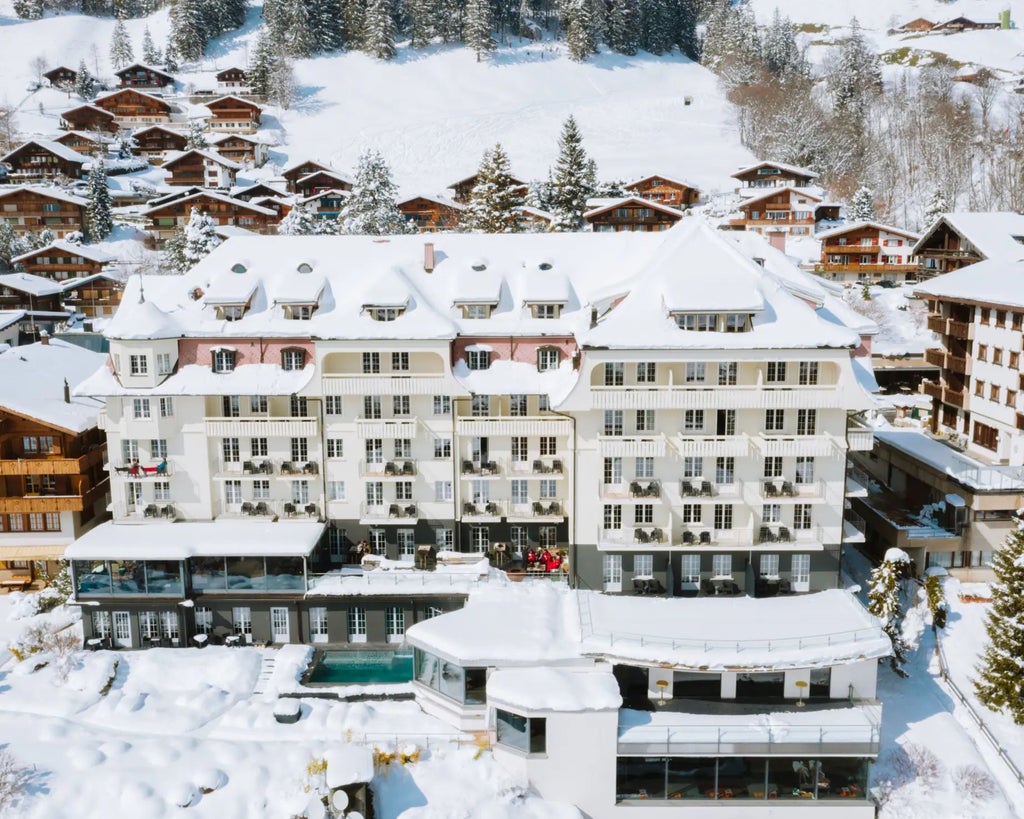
112,501,178,521
756,434,840,457
108,461,172,478
676,479,743,500
359,459,417,478
360,501,420,521
219,499,320,520
943,387,965,408
461,499,507,520
507,457,567,477
921,380,942,400
823,243,882,254
506,500,566,520
354,418,418,439
847,424,875,452
755,524,833,545
759,478,828,501
204,415,318,437
323,374,448,395
0,448,105,475
456,416,573,437
672,433,752,457
947,319,971,339
924,348,945,368
601,480,662,500
678,526,751,547
590,385,842,410
598,436,666,458
461,458,503,477
600,526,672,545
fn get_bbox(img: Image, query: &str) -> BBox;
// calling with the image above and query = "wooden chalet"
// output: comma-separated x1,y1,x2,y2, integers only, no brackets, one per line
294,169,353,198
282,159,334,192
895,18,934,32
249,196,291,221
115,62,175,89
0,187,89,238
92,89,172,128
130,125,188,163
53,131,114,155
624,175,700,208
519,206,553,231
816,222,920,283
731,160,819,193
231,181,287,202
59,104,118,134
931,17,999,32
449,171,527,204
12,241,114,282
161,149,240,189
60,273,124,317
209,133,268,166
397,195,463,232
953,65,997,85
0,339,109,582
0,272,67,314
145,187,204,209
204,95,262,133
301,189,349,220
43,66,77,88
216,67,249,91
912,213,1024,279
143,191,279,244
727,187,825,235
582,196,683,232
0,140,87,183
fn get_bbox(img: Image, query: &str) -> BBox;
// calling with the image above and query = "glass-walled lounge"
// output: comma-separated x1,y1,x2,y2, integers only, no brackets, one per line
73,560,184,596
188,556,306,592
616,756,869,801
413,648,487,704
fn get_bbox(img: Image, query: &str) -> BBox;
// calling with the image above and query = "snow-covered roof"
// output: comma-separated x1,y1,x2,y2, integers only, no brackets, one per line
213,225,257,239
296,169,353,187
101,291,182,340
407,585,889,671
816,221,921,242
142,190,277,217
130,123,186,137
203,94,262,111
281,158,332,177
60,103,116,120
0,272,65,296
582,196,683,220
114,62,175,81
0,186,88,207
65,519,325,560
77,362,314,398
914,212,1024,261
12,241,115,265
162,149,242,171
874,429,1024,492
487,667,621,713
209,131,271,146
738,186,823,207
397,193,465,210
0,339,106,432
732,160,819,179
0,309,25,330
625,173,700,191
0,139,87,166
453,359,579,405
94,88,172,110
230,181,287,198
324,747,374,788
53,130,116,145
306,558,494,597
914,257,1024,308
298,188,350,206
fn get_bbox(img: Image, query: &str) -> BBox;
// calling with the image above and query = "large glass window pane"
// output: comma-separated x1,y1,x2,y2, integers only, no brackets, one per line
226,556,266,591
75,560,112,595
715,757,763,799
667,758,718,800
144,561,183,595
109,560,144,594
496,709,529,753
465,668,487,705
189,557,226,591
265,556,305,591
616,757,666,800
414,648,439,689
438,660,466,701
816,758,868,800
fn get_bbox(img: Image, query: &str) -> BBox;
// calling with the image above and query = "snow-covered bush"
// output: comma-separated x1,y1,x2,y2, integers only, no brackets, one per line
6,591,39,623
924,573,948,628
868,549,912,672
0,749,29,811
904,743,944,788
954,764,996,804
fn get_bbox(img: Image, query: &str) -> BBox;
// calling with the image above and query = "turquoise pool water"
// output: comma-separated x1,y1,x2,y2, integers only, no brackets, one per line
308,650,415,684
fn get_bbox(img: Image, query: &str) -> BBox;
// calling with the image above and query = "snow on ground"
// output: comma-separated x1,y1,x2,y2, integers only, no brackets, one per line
842,282,937,356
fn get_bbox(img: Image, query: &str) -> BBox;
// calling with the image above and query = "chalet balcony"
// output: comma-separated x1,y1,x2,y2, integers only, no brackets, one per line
461,499,507,521
757,478,831,503
111,501,179,521
677,526,753,548
359,459,417,479
277,460,320,479
823,244,881,254
601,480,664,501
0,448,105,475
602,526,672,546
921,380,942,400
204,415,318,437
924,348,945,368
755,524,833,545
926,315,947,334
456,416,573,437
847,421,875,452
943,387,966,408
591,213,678,226
590,384,842,410
672,433,752,458
817,262,917,274
219,499,321,520
676,479,744,501
947,319,972,339
461,458,503,477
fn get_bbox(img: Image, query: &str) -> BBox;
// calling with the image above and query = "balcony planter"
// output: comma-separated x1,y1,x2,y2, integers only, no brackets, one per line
273,698,302,724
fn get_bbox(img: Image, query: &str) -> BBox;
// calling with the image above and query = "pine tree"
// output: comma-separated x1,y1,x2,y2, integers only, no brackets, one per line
12,0,43,20
867,549,911,671
312,0,345,52
340,0,367,49
362,0,396,59
164,37,180,71
86,159,113,241
975,522,1024,724
435,0,462,42
249,28,277,97
464,0,494,60
172,0,208,62
185,120,208,150
762,9,803,78
0,222,17,270
607,0,640,55
166,207,222,272
549,114,596,231
74,59,96,100
562,0,599,61
278,203,318,235
406,0,434,48
282,0,317,57
827,18,882,118
848,185,875,222
268,53,297,108
464,143,524,233
923,188,948,229
338,150,412,235
141,25,162,65
110,18,135,70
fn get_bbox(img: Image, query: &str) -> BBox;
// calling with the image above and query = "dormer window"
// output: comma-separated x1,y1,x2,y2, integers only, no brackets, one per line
285,304,316,320
462,304,492,319
724,313,750,333
297,263,313,274
368,307,402,321
531,304,561,319
467,350,490,370
674,313,716,332
230,263,247,274
282,348,305,371
218,305,246,321
213,349,236,373
537,347,560,372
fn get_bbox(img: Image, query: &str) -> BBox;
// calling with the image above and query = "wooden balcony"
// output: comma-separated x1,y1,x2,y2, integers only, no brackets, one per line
927,315,947,334
0,479,107,513
921,380,942,400
817,262,916,274
947,320,971,339
943,387,965,408
0,449,105,476
823,244,881,254
924,349,945,368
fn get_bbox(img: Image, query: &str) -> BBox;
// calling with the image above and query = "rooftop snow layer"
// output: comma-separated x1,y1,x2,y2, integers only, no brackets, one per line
306,558,496,597
914,257,1024,308
65,519,326,560
916,212,1024,260
874,429,1024,491
11,241,115,265
816,221,921,241
488,667,622,713
0,339,106,432
0,185,88,207
1,138,87,165
76,362,315,397
0,272,66,296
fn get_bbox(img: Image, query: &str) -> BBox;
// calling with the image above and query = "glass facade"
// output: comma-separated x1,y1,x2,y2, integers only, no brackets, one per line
413,648,487,704
73,560,184,596
495,709,546,754
187,556,305,592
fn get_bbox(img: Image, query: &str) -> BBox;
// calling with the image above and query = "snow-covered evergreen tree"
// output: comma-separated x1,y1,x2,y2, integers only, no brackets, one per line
86,159,113,241
74,60,96,100
923,188,948,229
406,0,435,48
549,115,597,231
282,0,317,57
171,0,208,61
0,222,17,270
464,0,494,61
435,0,462,42
975,521,1024,724
165,207,222,272
340,0,367,49
827,18,882,118
607,0,640,55
312,0,345,52
110,18,135,70
867,548,911,670
638,0,676,56
185,120,208,150
248,28,276,97
12,0,43,20
762,9,803,78
464,143,524,233
848,185,875,222
699,1,761,86
362,0,397,59
268,53,297,108
142,26,161,65
278,203,318,235
164,37,180,71
338,150,411,235
562,0,599,61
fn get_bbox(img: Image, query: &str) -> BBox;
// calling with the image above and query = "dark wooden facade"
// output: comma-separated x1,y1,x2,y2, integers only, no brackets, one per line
43,66,77,88
732,162,818,190
145,193,278,243
914,221,985,279
584,197,682,233
53,131,111,155
1,141,86,182
283,160,333,192
817,224,919,282
449,172,527,204
13,244,112,282
92,89,172,127
60,105,119,134
162,150,238,189
0,278,64,313
115,63,175,89
728,188,821,235
0,188,88,238
625,175,700,208
216,67,249,90
294,170,352,198
398,196,463,232
210,134,267,166
232,182,286,202
131,126,187,162
205,96,262,133
62,274,124,318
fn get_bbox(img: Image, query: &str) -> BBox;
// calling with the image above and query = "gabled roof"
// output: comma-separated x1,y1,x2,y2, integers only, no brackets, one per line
43,65,76,79
162,148,242,171
1,139,87,166
146,187,205,207
0,271,66,297
816,221,921,242
215,67,247,79
209,132,268,146
204,95,262,112
230,181,287,199
299,188,350,206
915,257,1024,309
296,169,353,187
103,290,182,339
94,88,172,112
583,196,683,220
0,310,25,331
397,193,464,210
114,62,175,82
60,272,122,291
282,159,332,177
142,190,276,217
0,339,106,433
60,103,116,122
449,170,527,188
896,17,934,29
737,186,822,207
12,241,115,265
732,160,819,180
131,123,187,138
0,186,88,207
912,212,1024,260
625,173,700,191
53,130,116,146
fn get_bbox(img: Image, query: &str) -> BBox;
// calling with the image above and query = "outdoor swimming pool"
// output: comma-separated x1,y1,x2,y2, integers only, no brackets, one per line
307,650,415,684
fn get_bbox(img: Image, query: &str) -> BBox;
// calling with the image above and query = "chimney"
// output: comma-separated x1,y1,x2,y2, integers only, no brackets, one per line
39,330,49,345
63,378,70,404
767,230,786,254
423,242,435,273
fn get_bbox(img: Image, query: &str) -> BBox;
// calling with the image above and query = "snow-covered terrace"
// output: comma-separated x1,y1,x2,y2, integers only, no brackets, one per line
875,429,1024,492
307,557,508,597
